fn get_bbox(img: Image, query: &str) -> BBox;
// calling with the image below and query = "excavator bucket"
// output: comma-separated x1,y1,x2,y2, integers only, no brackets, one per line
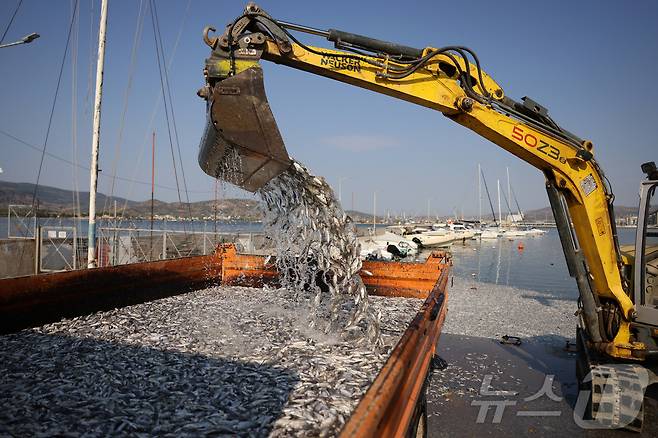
198,65,291,192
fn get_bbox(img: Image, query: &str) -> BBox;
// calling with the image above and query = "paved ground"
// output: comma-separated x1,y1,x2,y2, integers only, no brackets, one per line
428,334,657,436
426,277,658,437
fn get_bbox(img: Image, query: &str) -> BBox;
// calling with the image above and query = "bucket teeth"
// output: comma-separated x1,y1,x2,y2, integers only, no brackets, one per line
198,65,291,192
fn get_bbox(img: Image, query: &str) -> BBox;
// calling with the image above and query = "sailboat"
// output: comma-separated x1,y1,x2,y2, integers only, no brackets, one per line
498,168,529,237
503,168,546,237
480,228,502,239
478,166,503,239
509,182,546,236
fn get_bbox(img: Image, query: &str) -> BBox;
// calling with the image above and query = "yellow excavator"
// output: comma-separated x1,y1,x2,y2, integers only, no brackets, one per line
197,3,658,430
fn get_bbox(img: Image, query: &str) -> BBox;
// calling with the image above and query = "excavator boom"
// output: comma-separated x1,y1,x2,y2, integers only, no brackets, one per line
197,2,651,366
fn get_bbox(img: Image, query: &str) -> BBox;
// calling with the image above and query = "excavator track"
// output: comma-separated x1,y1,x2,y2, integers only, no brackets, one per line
589,364,646,431
576,327,651,431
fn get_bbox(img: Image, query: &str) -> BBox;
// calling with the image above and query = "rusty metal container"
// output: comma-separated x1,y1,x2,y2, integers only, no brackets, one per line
0,244,449,437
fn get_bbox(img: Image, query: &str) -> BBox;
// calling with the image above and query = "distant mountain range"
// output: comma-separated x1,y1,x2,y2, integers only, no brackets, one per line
1,180,638,222
511,205,639,222
0,180,262,220
0,180,375,222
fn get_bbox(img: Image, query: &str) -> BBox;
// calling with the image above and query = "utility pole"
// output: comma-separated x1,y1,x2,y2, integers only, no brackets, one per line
427,199,431,223
86,0,108,268
150,131,155,261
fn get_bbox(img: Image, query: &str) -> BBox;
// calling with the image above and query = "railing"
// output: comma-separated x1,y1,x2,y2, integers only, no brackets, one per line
93,227,266,268
3,220,266,276
39,226,77,272
7,204,36,239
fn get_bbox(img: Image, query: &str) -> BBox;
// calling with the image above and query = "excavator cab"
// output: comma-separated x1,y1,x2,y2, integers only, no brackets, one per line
633,162,658,325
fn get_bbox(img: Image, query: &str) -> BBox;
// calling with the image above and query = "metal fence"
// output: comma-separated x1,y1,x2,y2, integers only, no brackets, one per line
7,204,36,239
22,224,266,274
94,227,266,268
39,226,77,272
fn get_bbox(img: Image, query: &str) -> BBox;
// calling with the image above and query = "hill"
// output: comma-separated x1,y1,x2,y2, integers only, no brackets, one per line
0,180,261,220
0,180,377,221
7,180,635,223
1,180,134,211
521,205,638,222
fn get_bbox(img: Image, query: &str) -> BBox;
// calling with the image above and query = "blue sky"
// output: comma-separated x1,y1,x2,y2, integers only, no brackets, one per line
1,0,657,216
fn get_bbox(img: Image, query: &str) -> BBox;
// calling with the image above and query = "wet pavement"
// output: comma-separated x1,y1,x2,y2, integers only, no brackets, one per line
427,333,658,437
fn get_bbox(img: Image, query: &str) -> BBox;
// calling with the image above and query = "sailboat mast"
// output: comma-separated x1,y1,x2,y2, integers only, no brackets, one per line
150,131,155,261
478,163,482,224
372,191,376,234
497,179,502,227
86,0,108,269
511,186,524,218
480,168,497,225
506,166,511,216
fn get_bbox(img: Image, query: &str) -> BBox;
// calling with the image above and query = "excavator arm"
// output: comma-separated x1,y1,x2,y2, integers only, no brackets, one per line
197,3,643,360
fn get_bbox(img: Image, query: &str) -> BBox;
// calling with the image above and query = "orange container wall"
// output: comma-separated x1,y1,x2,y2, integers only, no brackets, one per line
0,243,450,437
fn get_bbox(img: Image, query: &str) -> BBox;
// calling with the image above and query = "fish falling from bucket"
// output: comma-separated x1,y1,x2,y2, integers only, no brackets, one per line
198,65,381,347
258,162,382,347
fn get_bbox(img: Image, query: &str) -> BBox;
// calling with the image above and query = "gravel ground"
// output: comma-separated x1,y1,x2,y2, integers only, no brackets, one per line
0,286,422,437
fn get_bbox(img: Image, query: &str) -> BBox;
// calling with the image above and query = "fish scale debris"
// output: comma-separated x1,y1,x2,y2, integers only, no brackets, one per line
0,286,422,437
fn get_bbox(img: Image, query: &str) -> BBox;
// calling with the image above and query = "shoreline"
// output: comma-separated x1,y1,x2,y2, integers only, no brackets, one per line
442,275,578,343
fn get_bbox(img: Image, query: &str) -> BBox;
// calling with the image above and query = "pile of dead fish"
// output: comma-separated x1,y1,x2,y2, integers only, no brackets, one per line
0,286,421,437
259,161,381,347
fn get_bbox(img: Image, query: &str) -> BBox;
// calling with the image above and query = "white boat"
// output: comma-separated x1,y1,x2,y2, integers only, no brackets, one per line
408,227,430,234
447,223,477,240
376,232,419,252
503,228,529,237
526,228,547,235
360,245,394,261
419,228,449,237
408,232,456,248
358,234,417,259
480,228,502,239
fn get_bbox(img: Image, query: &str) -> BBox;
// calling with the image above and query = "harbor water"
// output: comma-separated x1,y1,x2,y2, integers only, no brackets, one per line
419,227,637,300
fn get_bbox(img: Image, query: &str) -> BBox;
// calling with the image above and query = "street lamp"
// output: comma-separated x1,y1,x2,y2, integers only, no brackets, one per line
0,33,40,49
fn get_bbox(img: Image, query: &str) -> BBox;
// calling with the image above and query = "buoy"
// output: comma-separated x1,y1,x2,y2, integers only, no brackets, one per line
517,242,525,250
